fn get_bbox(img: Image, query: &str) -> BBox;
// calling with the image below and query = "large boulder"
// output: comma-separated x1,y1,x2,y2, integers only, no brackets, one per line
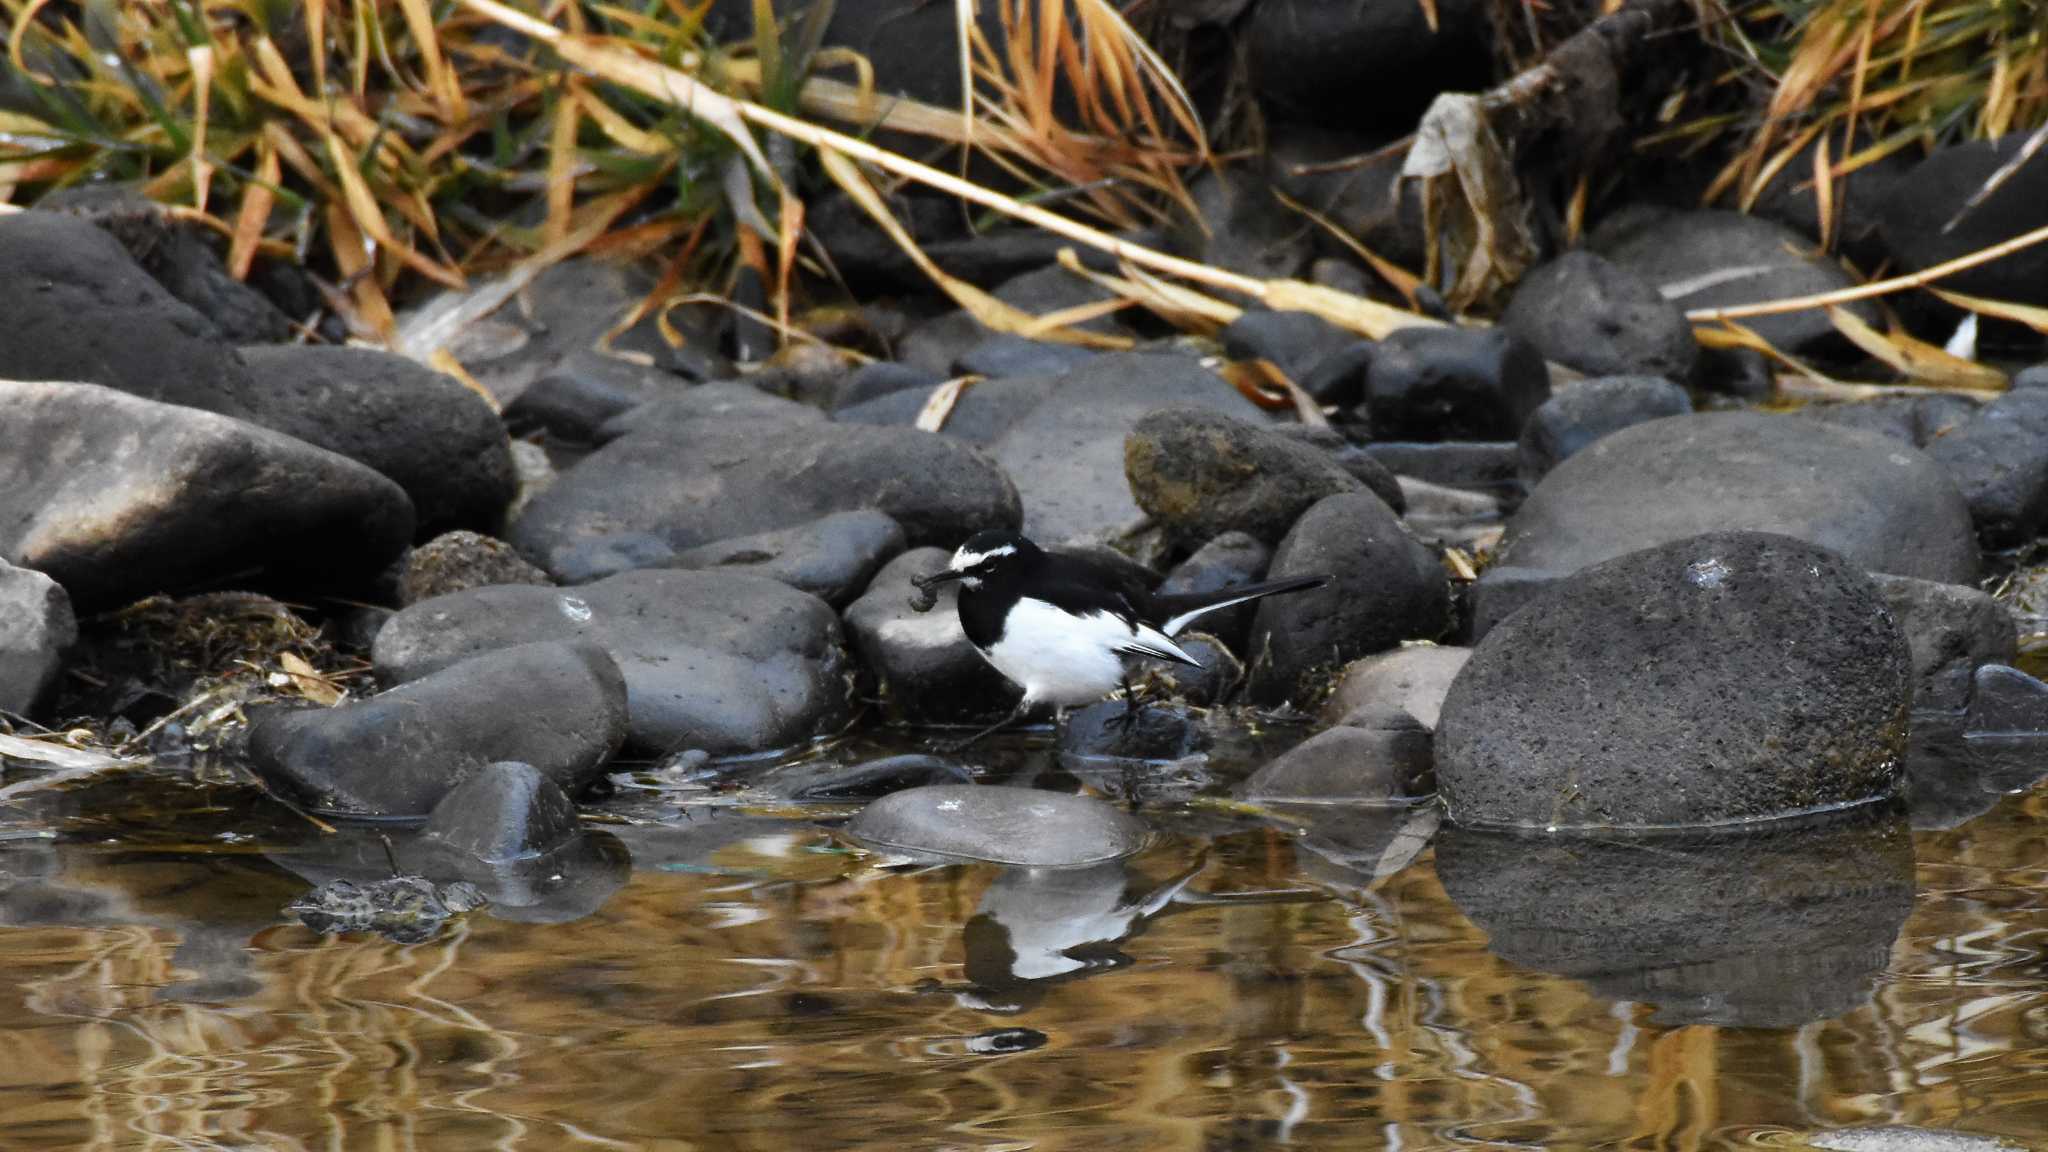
0,381,414,608
373,569,854,755
1124,408,1365,546
511,413,1019,580
0,560,74,716
1246,491,1452,704
1477,411,1978,630
0,210,260,413
235,345,517,537
249,642,628,818
1438,532,1912,829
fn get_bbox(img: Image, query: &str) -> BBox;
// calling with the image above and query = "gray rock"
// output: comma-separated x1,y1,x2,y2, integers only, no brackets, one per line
1502,251,1700,383
595,381,821,442
752,753,974,801
2015,362,2048,391
988,352,1265,542
666,510,905,607
952,336,1104,380
424,761,583,863
844,785,1150,866
502,362,687,443
1238,723,1435,803
1247,491,1452,705
1810,1128,2024,1152
1439,532,1911,829
546,533,677,585
1362,440,1522,496
1876,136,2048,304
1436,808,1915,1026
1794,393,1982,448
1466,564,1561,638
1590,207,1879,354
513,414,1019,579
1157,532,1270,651
1058,701,1206,762
1966,665,2048,737
1320,645,1471,731
398,531,552,607
250,641,629,818
1868,574,2015,713
275,822,627,928
1271,431,1407,513
1923,389,2048,548
0,381,414,609
1518,375,1693,482
373,570,854,754
1140,632,1242,705
0,211,260,414
1124,408,1366,546
239,344,515,536
0,560,74,717
1396,477,1505,549
843,549,1021,724
1363,327,1550,441
1490,412,1980,595
832,362,942,410
992,264,1132,336
1221,311,1361,385
834,375,1060,445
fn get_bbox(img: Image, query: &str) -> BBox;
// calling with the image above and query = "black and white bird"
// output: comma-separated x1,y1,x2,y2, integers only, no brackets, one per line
911,529,1331,748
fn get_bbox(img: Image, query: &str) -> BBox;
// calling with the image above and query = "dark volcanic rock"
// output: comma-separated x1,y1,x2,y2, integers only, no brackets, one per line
952,336,1105,381
1876,135,2048,304
834,375,1060,445
0,381,414,608
1363,441,1522,496
1489,412,1980,598
1436,808,1915,1026
1141,632,1242,706
1869,574,2015,714
1058,701,1207,762
843,549,1020,725
373,570,854,755
1125,408,1366,546
844,785,1149,866
1320,645,1471,731
1157,532,1271,651
237,345,517,536
1589,207,1878,354
1501,251,1700,383
1922,389,2048,548
666,510,906,607
1362,327,1550,441
1438,532,1912,829
0,560,74,717
1518,375,1693,482
513,414,1018,579
1179,168,1314,281
1247,491,1452,705
0,210,259,412
250,642,628,818
424,761,583,862
1220,310,1360,385
398,531,553,607
1238,722,1435,803
1967,664,2048,737
596,381,821,442
502,363,686,444
1246,0,1492,133
1793,393,1982,448
832,362,942,410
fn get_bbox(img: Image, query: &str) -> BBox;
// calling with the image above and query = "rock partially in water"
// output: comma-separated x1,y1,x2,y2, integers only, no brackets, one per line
514,413,1017,579
275,823,629,927
1481,412,1979,631
0,560,75,717
845,785,1149,866
1320,645,1471,731
667,510,906,607
1362,327,1550,442
1058,701,1207,762
236,345,516,537
1140,632,1242,706
1247,491,1452,705
842,548,1020,725
424,761,582,863
1238,722,1435,803
1517,375,1692,483
1273,804,1440,897
753,753,974,801
1501,250,1700,384
1436,807,1916,1027
1156,533,1270,652
0,381,414,609
1125,408,1367,547
250,641,629,817
1965,665,2048,737
374,570,854,755
287,876,488,944
1868,574,2015,713
398,530,553,606
1439,532,1911,829
1903,717,2048,830
1922,389,2048,549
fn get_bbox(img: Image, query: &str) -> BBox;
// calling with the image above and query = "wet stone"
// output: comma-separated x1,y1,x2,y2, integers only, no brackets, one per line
844,785,1150,866
831,362,942,411
1140,633,1242,707
287,876,487,945
0,560,75,718
424,761,582,863
834,375,1060,445
1922,389,2048,549
752,753,975,801
1058,701,1207,762
951,336,1104,381
1221,310,1360,385
1238,722,1435,803
398,531,553,607
595,381,822,443
503,364,687,444
1965,665,2048,737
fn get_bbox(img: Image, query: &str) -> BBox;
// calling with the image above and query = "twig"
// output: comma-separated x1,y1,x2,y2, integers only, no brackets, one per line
1686,219,2048,322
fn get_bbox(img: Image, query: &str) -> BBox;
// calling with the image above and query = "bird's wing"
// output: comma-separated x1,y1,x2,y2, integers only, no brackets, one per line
1113,619,1202,667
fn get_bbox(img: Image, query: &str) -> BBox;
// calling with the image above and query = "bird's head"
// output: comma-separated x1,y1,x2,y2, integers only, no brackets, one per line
915,528,1038,593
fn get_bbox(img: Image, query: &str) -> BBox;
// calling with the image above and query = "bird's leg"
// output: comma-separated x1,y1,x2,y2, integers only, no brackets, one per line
1115,675,1142,733
940,700,1033,755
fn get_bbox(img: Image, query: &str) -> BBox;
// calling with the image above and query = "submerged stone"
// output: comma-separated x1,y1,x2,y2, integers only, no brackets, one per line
287,876,487,945
845,785,1149,866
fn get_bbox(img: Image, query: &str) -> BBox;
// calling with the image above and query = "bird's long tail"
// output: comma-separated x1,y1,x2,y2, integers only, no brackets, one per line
1155,574,1333,636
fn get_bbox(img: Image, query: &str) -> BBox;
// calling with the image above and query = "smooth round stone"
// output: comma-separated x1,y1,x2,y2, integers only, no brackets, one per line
845,785,1150,866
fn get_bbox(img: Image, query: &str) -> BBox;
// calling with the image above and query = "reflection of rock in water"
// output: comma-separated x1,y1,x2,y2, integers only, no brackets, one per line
1264,803,1439,898
1903,718,2048,830
265,825,630,926
1437,805,1915,1028
962,861,1197,996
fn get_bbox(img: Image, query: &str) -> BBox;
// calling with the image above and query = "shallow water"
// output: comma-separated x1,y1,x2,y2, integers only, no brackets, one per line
0,724,2044,1151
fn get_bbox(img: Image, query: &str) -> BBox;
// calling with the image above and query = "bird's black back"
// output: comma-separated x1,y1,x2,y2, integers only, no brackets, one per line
955,547,1155,647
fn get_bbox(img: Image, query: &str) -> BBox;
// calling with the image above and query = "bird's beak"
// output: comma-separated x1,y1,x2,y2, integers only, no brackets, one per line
912,570,963,591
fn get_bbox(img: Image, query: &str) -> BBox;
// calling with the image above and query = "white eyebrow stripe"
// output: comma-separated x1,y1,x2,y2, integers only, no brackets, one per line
949,544,1016,571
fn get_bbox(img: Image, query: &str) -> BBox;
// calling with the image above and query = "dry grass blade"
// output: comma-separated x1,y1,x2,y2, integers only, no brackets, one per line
1686,219,2048,321
1825,305,2007,390
1930,288,2048,335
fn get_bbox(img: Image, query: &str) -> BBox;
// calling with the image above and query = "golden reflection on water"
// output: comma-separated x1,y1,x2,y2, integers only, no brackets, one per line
0,768,2043,1150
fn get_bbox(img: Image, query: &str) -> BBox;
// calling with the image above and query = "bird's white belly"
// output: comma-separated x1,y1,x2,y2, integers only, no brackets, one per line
979,599,1131,706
